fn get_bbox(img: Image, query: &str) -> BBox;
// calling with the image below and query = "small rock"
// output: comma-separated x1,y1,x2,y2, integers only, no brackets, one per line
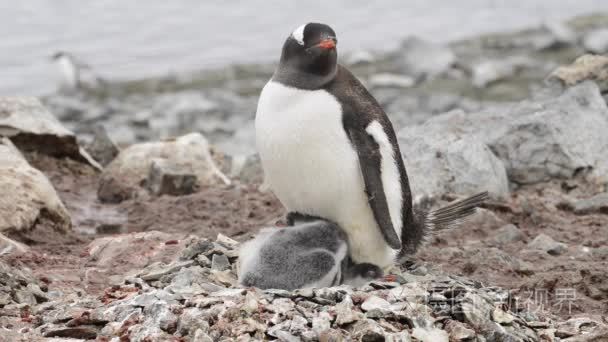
193,329,214,342
556,317,601,338
583,28,608,54
369,73,415,88
177,308,210,338
181,239,214,260
411,326,449,342
471,56,533,88
312,312,332,335
351,319,386,341
85,125,119,166
361,295,391,312
230,154,264,184
95,223,123,235
492,307,514,325
273,330,300,342
146,158,199,196
493,224,524,245
318,329,345,342
216,234,239,249
140,260,195,281
14,289,36,305
593,246,608,260
0,232,29,256
241,291,259,313
208,270,236,286
399,36,455,79
527,234,567,255
196,254,212,267
345,50,375,65
569,193,608,215
334,296,361,325
385,331,412,342
444,320,476,341
211,254,231,271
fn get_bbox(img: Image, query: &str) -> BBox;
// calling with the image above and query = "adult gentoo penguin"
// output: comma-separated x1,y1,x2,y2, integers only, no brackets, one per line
255,23,487,269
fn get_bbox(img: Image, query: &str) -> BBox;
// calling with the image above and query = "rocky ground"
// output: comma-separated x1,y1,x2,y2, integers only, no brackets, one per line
1,14,608,341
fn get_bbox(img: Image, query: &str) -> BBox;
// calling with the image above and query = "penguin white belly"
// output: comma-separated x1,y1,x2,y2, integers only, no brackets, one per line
255,80,397,268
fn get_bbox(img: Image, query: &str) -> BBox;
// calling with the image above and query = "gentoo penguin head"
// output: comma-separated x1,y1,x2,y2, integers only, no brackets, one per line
275,23,338,89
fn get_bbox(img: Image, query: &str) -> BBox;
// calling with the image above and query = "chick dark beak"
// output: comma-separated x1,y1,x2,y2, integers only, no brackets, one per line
318,38,336,50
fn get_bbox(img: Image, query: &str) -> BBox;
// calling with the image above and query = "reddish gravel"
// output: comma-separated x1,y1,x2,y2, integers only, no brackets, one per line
5,155,607,319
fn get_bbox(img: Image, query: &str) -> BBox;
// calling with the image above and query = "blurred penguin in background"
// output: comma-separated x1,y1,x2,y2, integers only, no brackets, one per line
51,51,106,91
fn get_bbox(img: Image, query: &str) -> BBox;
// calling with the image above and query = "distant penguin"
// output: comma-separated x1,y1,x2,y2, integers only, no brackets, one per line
255,23,488,270
51,51,106,90
238,217,383,290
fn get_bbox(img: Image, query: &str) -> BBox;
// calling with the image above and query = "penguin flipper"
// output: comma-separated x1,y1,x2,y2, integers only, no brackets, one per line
347,128,402,250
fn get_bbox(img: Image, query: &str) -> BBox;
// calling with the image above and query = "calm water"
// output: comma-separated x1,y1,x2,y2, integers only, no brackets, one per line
1,0,606,95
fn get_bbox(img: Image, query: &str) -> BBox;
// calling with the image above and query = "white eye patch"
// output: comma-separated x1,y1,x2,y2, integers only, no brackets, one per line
292,24,306,45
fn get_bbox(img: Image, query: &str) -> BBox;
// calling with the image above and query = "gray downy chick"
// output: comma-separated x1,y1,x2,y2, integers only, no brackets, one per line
238,216,383,290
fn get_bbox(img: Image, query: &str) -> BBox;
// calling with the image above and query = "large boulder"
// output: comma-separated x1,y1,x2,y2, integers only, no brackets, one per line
0,97,100,169
0,138,71,233
416,82,608,185
398,124,509,200
98,133,230,203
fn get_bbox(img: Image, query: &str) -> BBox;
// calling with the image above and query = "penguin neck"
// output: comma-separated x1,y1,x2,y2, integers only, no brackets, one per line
273,60,337,90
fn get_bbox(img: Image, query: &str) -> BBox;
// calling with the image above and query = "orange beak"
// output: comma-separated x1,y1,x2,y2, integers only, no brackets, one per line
318,38,336,50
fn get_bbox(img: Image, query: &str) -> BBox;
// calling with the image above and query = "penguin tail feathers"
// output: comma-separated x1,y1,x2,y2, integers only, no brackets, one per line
402,191,489,256
423,191,489,232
